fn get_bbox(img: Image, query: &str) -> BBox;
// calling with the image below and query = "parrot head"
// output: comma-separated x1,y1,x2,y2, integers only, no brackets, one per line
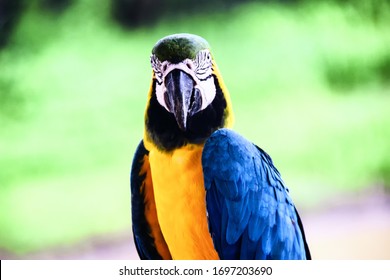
144,33,234,151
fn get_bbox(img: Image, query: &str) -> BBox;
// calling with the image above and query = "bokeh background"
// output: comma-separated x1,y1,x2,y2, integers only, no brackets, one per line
1,0,389,260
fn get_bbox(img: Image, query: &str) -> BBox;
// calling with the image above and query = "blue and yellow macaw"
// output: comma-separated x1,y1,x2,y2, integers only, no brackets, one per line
130,33,311,260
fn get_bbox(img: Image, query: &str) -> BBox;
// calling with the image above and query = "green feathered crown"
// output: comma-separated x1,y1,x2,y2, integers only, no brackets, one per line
152,33,210,63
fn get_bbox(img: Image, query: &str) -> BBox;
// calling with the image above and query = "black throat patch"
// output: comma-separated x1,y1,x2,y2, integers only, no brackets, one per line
145,75,227,151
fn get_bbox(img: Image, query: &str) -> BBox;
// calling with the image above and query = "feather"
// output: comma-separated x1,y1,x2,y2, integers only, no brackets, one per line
202,128,310,259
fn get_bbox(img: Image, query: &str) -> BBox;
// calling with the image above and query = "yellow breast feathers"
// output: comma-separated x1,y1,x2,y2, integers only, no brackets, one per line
148,145,219,260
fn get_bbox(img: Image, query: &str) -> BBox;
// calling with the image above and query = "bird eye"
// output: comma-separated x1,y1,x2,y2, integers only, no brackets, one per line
186,62,192,70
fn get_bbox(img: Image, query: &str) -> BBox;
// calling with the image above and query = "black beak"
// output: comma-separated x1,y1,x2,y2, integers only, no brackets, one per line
164,69,202,131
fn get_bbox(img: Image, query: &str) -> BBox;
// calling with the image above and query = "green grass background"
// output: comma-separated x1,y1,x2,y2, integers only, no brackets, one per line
1,0,389,255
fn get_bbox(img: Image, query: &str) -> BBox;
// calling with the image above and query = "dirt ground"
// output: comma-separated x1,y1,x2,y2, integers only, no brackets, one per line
304,189,390,259
2,189,390,260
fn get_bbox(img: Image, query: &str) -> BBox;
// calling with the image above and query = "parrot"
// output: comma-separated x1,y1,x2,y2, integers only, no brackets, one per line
130,33,311,260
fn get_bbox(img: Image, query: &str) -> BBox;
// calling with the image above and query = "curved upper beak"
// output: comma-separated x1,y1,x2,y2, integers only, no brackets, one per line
164,69,202,131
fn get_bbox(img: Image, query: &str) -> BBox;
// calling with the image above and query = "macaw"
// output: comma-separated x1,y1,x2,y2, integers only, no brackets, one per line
130,33,311,260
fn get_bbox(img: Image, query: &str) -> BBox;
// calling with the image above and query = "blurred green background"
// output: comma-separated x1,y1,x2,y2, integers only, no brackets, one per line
0,0,389,259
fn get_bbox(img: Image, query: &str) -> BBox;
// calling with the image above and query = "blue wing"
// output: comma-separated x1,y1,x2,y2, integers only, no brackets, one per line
202,129,311,260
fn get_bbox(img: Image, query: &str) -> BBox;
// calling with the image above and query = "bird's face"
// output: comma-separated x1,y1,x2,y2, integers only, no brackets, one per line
151,37,217,131
144,34,233,151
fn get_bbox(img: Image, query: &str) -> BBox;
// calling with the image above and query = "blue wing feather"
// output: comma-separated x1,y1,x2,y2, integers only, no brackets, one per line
202,128,311,260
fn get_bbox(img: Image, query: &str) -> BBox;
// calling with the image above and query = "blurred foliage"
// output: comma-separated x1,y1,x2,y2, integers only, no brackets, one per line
324,53,390,91
111,0,242,27
40,0,73,11
0,79,25,120
0,0,73,48
0,0,24,47
0,0,389,256
2,0,389,46
298,0,390,23
110,0,390,27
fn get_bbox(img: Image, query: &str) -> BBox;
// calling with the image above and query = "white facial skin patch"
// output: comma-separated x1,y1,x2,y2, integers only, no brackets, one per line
150,49,216,113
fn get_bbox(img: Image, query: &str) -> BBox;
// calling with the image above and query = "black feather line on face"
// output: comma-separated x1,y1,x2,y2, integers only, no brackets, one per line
146,75,227,151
